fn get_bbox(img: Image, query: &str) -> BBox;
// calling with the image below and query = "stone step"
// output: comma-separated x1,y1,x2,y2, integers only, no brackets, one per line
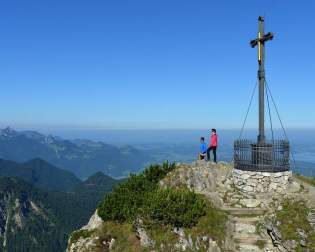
234,225,257,236
222,207,267,216
236,243,275,252
234,236,275,252
233,234,271,243
232,216,261,224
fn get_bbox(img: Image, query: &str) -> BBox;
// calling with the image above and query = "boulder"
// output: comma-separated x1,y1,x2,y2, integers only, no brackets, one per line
82,210,103,231
135,218,155,248
240,199,261,208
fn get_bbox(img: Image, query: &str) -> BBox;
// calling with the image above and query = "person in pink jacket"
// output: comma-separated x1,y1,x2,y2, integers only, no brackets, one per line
207,128,218,163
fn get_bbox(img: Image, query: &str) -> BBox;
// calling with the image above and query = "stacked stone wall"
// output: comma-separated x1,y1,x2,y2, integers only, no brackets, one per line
232,169,292,194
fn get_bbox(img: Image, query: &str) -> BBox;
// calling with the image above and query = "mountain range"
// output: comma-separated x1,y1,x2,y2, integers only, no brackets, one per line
0,127,150,179
2,127,315,180
0,158,121,252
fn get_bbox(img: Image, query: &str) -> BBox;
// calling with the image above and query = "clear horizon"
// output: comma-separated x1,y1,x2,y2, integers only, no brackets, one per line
3,125,315,144
2,125,315,131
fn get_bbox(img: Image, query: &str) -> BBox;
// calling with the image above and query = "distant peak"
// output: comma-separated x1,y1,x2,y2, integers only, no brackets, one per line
4,126,14,132
26,157,47,164
0,127,18,137
89,171,106,178
85,171,116,183
45,135,56,144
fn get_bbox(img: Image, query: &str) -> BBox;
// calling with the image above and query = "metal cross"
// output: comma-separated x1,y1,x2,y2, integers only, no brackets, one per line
250,16,274,144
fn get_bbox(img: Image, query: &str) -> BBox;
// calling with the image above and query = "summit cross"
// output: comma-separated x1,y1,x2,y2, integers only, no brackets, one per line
233,16,290,173
250,16,274,144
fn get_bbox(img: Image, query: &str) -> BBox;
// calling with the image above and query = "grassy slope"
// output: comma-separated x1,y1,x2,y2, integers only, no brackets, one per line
276,200,315,251
294,174,315,187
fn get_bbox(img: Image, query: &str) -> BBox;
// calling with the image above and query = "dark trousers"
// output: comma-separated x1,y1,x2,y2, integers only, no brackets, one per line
199,152,206,160
207,146,217,162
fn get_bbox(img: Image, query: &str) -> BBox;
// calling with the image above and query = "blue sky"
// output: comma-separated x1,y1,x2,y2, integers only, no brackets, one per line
0,0,314,130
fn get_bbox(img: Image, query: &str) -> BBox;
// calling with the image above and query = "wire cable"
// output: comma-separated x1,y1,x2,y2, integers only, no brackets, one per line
265,81,287,140
265,80,298,173
265,81,275,166
238,81,258,140
265,81,274,143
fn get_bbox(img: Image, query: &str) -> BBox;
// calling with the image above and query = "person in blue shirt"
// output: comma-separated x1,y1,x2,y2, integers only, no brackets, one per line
199,137,207,160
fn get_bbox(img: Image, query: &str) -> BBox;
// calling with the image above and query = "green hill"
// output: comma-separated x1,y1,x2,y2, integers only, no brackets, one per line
0,158,81,191
72,171,122,201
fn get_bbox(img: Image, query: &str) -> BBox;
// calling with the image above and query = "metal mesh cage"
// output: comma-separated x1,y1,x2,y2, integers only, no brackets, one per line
234,139,290,172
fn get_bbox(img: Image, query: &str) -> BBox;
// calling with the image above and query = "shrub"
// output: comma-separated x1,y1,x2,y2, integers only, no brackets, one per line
98,162,175,223
143,161,175,184
98,174,153,222
98,162,206,228
146,188,206,228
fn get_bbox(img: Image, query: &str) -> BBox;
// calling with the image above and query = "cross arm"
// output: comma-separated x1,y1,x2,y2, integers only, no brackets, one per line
250,32,274,48
250,39,259,48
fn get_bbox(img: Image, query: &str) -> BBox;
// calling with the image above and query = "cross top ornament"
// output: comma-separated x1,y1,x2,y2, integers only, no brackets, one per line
250,16,274,66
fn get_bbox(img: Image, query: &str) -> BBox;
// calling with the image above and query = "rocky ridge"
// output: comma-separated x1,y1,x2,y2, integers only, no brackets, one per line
68,161,315,252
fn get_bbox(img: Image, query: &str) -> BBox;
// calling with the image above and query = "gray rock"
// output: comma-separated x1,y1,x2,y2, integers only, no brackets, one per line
82,210,103,231
288,181,300,193
297,228,307,239
283,240,297,250
262,172,271,177
267,223,282,246
242,185,254,192
240,199,261,208
300,239,307,247
135,218,155,247
235,223,256,234
208,238,221,252
173,227,192,251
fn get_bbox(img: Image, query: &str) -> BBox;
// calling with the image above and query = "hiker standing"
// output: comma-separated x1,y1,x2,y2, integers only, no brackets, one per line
207,129,218,163
198,137,207,160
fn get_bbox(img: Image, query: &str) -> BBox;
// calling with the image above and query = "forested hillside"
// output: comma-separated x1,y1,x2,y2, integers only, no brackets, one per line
0,165,121,251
